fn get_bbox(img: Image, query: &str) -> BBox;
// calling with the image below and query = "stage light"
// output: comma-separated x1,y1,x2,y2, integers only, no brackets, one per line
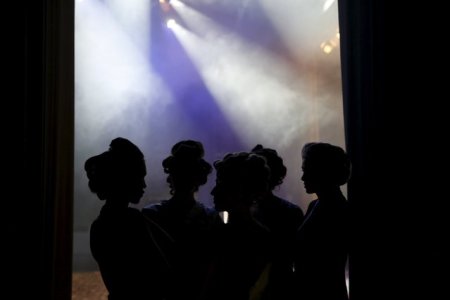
170,0,185,7
166,18,177,29
320,41,333,54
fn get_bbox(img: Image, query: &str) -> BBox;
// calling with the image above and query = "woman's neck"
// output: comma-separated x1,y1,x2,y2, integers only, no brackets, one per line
104,199,129,210
316,186,344,200
171,191,196,206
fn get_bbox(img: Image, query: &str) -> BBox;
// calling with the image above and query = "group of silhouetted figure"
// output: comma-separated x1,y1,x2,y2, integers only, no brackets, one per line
85,138,351,300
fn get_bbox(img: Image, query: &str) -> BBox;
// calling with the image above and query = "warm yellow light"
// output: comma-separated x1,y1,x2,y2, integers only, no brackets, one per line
323,44,333,54
160,0,171,12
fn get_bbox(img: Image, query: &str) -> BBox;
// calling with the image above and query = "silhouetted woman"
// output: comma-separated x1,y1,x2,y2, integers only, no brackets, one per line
207,152,274,300
294,142,351,300
86,137,169,300
250,144,304,299
142,140,222,300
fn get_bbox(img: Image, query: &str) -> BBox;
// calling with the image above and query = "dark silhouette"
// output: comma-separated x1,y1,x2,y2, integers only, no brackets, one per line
207,152,274,300
250,144,305,299
86,137,170,300
142,140,222,300
294,142,351,300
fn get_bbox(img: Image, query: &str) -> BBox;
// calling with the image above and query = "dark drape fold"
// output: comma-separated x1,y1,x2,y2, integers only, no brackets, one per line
6,1,74,299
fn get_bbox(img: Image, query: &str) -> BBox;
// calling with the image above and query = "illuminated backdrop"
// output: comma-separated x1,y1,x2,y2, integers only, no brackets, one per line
74,0,344,270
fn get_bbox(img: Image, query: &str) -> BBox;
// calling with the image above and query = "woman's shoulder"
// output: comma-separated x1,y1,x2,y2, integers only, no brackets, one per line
141,200,171,216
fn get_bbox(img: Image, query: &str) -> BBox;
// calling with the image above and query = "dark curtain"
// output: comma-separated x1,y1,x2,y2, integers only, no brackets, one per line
6,0,74,299
339,1,446,299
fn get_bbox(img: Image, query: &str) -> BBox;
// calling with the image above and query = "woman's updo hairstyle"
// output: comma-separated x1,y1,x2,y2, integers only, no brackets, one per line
84,137,145,200
213,152,270,203
251,144,287,190
302,142,351,186
162,140,212,194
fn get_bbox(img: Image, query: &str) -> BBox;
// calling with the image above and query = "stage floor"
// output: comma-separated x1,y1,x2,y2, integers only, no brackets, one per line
72,271,108,300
